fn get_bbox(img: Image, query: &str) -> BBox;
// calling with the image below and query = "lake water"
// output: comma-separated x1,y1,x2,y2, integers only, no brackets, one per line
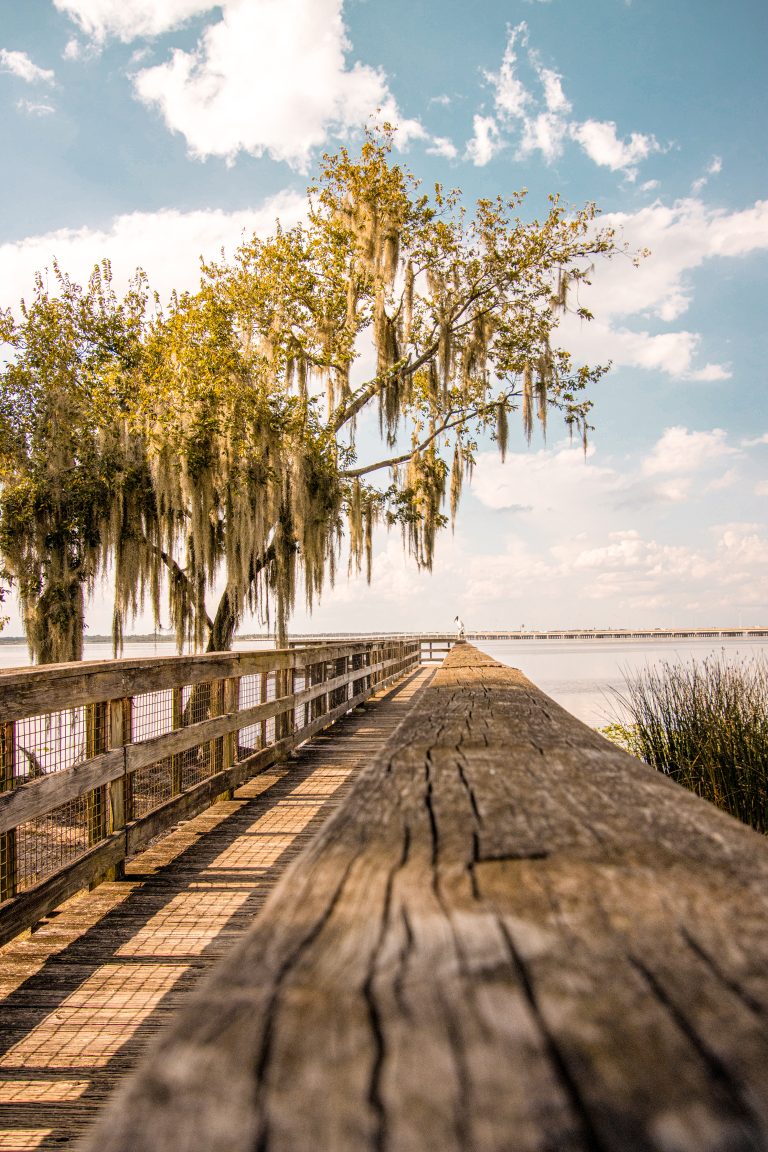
1,635,766,729
476,637,768,727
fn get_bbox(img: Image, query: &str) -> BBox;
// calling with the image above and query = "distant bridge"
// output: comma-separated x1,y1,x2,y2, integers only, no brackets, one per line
285,626,768,647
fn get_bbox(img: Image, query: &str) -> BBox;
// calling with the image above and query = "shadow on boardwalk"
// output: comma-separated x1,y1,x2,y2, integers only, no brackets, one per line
0,669,431,1150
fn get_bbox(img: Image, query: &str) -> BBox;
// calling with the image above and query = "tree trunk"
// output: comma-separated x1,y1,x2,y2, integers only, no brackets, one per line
206,589,238,653
24,557,84,664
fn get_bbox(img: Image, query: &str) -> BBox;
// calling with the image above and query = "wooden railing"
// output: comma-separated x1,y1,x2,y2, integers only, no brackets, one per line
0,639,419,946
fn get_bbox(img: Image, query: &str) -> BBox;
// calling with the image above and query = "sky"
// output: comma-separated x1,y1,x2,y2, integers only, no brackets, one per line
0,0,767,637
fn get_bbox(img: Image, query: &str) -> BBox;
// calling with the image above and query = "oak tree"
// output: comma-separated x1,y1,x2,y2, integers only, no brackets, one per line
0,131,622,659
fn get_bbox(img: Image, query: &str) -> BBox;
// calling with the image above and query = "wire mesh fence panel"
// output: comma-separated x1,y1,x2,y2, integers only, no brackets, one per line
131,690,175,744
330,658,350,710
15,795,90,891
13,708,88,781
236,724,261,761
130,758,174,820
238,674,262,709
181,682,215,726
180,742,214,791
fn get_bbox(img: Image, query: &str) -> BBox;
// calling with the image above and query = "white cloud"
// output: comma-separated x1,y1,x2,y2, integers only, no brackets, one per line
519,110,569,163
539,67,570,114
598,200,768,316
53,0,216,42
465,115,504,166
705,469,737,493
692,154,723,194
0,49,55,84
471,441,623,516
742,433,768,447
570,119,661,179
557,195,768,378
15,99,56,116
487,24,531,121
426,136,458,160
715,523,768,568
561,317,730,381
642,427,737,476
468,24,660,175
755,481,768,496
131,0,421,168
686,362,731,382
0,194,305,306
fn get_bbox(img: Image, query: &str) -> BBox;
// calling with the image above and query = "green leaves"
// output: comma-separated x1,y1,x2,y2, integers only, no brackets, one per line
0,129,624,658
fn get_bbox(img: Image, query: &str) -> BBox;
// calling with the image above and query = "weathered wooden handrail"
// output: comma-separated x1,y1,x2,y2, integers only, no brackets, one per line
0,639,420,945
81,643,768,1152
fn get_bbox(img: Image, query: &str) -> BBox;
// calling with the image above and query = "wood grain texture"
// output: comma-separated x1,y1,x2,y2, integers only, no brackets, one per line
79,644,768,1152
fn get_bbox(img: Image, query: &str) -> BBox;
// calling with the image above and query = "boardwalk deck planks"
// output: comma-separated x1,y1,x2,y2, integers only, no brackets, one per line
80,644,768,1152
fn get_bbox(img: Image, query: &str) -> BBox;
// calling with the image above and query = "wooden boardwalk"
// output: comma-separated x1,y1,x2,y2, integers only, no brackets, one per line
80,644,768,1152
0,666,433,1151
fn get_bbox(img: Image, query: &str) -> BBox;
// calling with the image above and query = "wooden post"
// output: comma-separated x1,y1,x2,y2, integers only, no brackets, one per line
0,722,17,902
260,671,268,749
224,677,239,770
288,666,296,738
210,678,225,776
215,678,237,802
85,702,108,848
107,697,132,882
171,685,183,795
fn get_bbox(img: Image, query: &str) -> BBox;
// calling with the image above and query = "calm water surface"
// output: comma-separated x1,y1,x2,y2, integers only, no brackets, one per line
1,636,766,728
477,638,768,726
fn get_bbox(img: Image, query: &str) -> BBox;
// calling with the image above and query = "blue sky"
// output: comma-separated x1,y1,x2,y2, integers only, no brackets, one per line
1,0,767,635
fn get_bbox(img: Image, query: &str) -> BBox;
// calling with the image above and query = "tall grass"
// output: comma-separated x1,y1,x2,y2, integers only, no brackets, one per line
607,652,768,833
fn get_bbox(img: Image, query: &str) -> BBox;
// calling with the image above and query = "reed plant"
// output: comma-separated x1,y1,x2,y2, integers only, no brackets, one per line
606,652,768,833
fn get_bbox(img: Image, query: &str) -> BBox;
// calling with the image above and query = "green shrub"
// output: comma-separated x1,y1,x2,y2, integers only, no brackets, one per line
605,652,768,833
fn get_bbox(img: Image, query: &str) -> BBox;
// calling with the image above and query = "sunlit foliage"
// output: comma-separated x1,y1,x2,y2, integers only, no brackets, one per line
0,129,621,661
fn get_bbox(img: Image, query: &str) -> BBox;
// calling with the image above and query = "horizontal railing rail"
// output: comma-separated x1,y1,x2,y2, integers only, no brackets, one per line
0,639,420,946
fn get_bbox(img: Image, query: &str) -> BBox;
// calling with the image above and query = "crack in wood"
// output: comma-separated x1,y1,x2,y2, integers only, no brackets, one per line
627,953,763,1144
679,927,767,1022
496,915,614,1152
253,854,358,1151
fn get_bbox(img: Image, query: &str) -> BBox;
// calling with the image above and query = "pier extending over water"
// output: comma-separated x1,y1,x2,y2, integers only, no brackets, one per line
0,640,766,1150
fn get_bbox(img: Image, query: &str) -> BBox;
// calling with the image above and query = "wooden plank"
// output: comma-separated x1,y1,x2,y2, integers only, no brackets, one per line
81,644,768,1152
0,653,245,721
0,835,125,948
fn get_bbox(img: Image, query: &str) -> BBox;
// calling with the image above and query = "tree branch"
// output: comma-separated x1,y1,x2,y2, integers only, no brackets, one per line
152,546,215,633
329,340,441,434
339,391,518,479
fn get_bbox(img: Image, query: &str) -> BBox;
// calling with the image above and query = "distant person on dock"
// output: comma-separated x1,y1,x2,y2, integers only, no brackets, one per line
454,615,465,641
